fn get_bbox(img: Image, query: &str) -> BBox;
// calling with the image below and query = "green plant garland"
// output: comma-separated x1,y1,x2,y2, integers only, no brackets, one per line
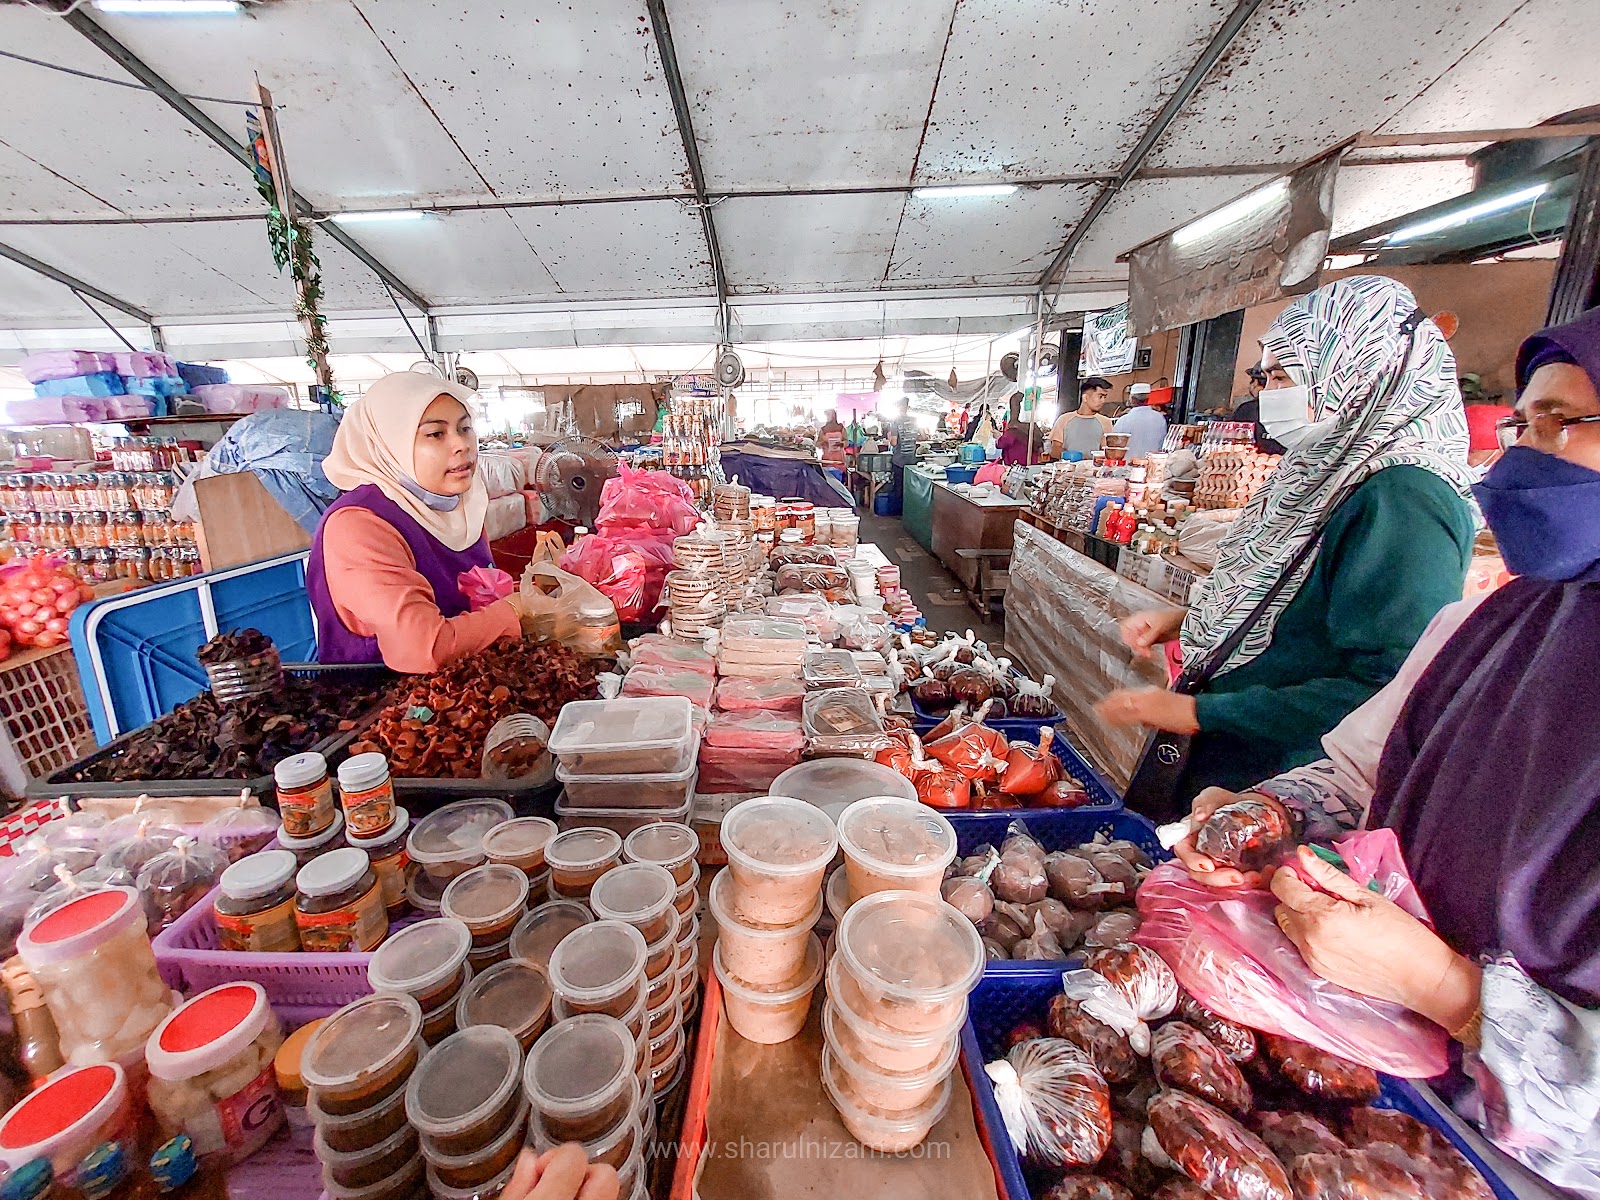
258,177,340,403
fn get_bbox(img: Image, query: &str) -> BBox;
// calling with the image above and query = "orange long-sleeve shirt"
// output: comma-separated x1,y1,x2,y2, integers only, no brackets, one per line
319,506,519,674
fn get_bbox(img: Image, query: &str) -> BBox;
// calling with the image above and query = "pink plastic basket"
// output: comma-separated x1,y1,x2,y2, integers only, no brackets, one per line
152,884,376,1024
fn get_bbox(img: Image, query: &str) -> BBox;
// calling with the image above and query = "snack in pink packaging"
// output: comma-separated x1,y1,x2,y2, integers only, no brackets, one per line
18,350,116,383
696,746,803,794
112,352,177,378
703,711,806,753
629,636,717,679
619,663,715,709
594,464,701,535
2,396,107,424
713,676,806,714
561,527,678,622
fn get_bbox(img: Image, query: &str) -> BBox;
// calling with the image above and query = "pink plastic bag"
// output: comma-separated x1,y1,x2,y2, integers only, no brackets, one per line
974,461,1006,486
458,565,515,611
620,662,715,709
561,527,677,622
1133,829,1449,1077
713,676,806,714
704,710,806,753
595,464,701,534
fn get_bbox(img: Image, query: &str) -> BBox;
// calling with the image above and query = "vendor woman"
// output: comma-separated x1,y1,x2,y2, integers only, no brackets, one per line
309,371,526,672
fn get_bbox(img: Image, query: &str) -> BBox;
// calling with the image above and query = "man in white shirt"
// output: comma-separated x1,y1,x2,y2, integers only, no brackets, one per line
1047,376,1114,459
1113,382,1167,457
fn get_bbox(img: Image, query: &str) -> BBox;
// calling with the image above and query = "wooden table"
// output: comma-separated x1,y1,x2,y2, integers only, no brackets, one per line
929,483,1024,593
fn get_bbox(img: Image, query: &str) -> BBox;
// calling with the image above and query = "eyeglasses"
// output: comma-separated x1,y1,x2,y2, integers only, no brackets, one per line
1495,412,1600,451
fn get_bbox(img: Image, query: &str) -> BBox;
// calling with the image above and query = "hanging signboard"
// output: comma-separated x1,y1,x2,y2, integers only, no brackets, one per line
1123,145,1349,337
1080,303,1139,376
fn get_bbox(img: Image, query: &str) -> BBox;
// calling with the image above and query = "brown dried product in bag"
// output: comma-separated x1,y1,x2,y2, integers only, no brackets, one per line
984,1037,1113,1168
1287,1147,1435,1200
1007,1020,1046,1048
1047,993,1139,1084
1085,847,1142,892
1342,1108,1495,1200
1146,1089,1292,1200
1102,1116,1171,1199
1028,898,1095,949
1110,1061,1161,1119
1046,851,1125,910
1193,797,1295,872
1014,912,1068,960
941,874,995,925
1149,1021,1252,1116
1261,1034,1380,1103
1172,989,1257,1063
1083,908,1142,949
1072,944,1179,1054
1042,1176,1136,1200
1152,1182,1214,1200
1249,1111,1345,1164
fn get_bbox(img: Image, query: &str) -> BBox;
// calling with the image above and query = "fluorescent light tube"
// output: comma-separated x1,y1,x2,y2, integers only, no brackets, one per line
95,1,242,13
911,184,1019,199
1384,183,1550,244
329,211,428,224
1172,180,1288,246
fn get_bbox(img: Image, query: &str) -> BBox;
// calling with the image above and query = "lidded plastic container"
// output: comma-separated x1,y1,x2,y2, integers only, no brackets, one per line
522,1015,638,1143
274,1017,323,1128
770,759,918,815
528,1110,640,1172
323,1151,424,1200
720,797,838,925
548,696,696,776
836,798,957,903
481,817,557,878
824,866,851,938
315,1121,418,1192
673,865,701,918
440,865,529,947
509,900,591,968
422,1102,526,1192
301,994,423,1117
144,982,285,1164
589,863,677,943
821,1048,953,1152
308,1080,410,1154
822,978,962,1075
621,823,698,886
455,959,552,1051
275,810,345,867
831,890,982,1035
404,1025,523,1157
713,934,822,1045
406,800,514,885
545,828,622,898
821,1002,960,1107
547,921,647,1018
0,1063,132,1178
366,918,473,1011
708,868,820,987
406,870,446,918
17,887,174,1066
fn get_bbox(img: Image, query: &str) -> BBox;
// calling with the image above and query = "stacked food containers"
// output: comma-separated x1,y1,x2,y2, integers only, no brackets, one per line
407,1025,528,1199
589,865,688,1085
525,1015,652,1200
548,697,700,833
365,919,475,1047
621,823,702,1021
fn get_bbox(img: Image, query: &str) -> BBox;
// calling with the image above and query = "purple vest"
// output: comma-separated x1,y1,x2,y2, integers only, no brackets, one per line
308,483,492,664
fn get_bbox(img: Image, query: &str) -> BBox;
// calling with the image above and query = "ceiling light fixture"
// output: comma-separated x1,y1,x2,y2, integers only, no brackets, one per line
328,210,429,224
911,184,1019,199
1171,179,1289,247
94,1,243,13
1384,182,1550,245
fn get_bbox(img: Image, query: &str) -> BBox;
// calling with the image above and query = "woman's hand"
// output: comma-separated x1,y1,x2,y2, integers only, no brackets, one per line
1119,608,1186,658
1170,787,1284,889
1095,688,1199,734
1271,846,1480,1031
501,1146,619,1200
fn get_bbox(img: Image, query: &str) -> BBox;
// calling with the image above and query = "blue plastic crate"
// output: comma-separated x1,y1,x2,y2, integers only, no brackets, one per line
945,464,980,485
961,973,1516,1200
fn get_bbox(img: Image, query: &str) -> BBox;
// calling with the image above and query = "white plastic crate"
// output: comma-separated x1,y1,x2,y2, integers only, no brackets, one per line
0,646,96,797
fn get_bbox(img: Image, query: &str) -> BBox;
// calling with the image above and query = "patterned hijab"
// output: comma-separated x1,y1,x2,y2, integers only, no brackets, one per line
1180,275,1475,674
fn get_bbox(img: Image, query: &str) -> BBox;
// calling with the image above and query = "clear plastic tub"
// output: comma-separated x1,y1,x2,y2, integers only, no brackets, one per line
547,921,647,1018
544,828,623,898
509,900,591,968
481,818,558,878
324,1152,424,1200
621,823,698,885
720,797,838,925
645,987,680,1040
821,1047,953,1152
316,1122,418,1191
712,935,822,1045
466,936,510,975
426,1159,516,1200
589,863,678,943
836,799,957,902
366,918,474,1011
421,1101,527,1191
823,866,851,939
0,1062,133,1179
455,959,552,1051
310,1080,411,1154
528,1109,640,1172
770,759,918,810
642,912,681,981
821,1005,959,1111
441,865,529,947
548,696,697,776
675,912,699,955
648,1021,685,1078
554,974,648,1042
522,1015,638,1143
708,868,820,986
406,800,514,885
301,994,424,1117
822,982,964,1076
831,891,982,1035
556,758,698,812
673,865,701,918
404,1024,523,1157
554,795,694,838
419,981,465,1047
406,869,446,918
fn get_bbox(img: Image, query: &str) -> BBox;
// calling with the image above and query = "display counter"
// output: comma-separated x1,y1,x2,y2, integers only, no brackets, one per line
900,464,943,552
929,483,1024,591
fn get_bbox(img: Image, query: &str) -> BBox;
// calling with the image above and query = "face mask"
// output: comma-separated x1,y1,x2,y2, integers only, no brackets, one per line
399,475,462,512
1474,445,1600,582
1257,384,1331,450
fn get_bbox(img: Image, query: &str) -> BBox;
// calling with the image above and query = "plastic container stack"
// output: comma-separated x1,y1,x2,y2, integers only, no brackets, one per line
621,822,702,1020
549,697,700,833
709,798,835,1045
366,918,476,1046
408,1025,527,1200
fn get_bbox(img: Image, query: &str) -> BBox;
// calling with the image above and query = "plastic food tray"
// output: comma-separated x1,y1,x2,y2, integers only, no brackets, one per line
960,971,1516,1200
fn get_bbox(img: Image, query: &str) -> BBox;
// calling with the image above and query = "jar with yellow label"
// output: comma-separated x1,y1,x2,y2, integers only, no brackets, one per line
214,850,301,953
346,808,412,920
274,751,336,839
294,847,388,953
336,752,396,839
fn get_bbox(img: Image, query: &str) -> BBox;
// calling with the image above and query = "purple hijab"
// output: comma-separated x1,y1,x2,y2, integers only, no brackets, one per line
1370,308,1600,1007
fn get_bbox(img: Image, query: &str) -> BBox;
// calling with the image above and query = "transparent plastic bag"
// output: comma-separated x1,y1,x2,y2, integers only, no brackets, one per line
713,674,806,714
481,714,555,784
136,836,228,931
1248,1111,1344,1162
37,801,105,855
199,804,279,864
1061,943,1179,1055
1149,1021,1252,1116
1259,1033,1379,1102
1041,1177,1135,1200
1146,1089,1292,1200
620,662,715,709
518,563,623,656
1045,994,1139,1084
628,635,717,678
990,822,1049,904
1286,1147,1436,1200
984,1037,1113,1168
1193,797,1296,872
703,710,806,753
1173,989,1257,1064
27,863,137,927
1083,909,1142,949
1340,1108,1494,1200
1045,851,1126,911
97,818,184,880
12,837,99,892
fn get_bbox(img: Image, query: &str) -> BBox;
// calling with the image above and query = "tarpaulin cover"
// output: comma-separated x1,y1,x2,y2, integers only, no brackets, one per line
170,409,342,533
716,449,854,508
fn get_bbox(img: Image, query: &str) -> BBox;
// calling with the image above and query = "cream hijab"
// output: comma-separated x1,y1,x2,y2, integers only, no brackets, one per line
323,371,489,552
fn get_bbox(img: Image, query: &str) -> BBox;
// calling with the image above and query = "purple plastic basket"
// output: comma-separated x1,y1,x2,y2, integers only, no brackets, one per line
152,884,376,1024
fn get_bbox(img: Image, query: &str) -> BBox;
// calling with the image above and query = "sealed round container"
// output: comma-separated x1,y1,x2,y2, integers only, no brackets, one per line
589,863,677,943
544,829,622,898
404,1025,522,1157
673,865,701,918
324,1152,423,1200
641,963,673,1016
675,934,695,976
426,1156,515,1200
481,818,557,879
368,919,473,1011
528,1111,639,1172
274,752,336,839
509,901,591,968
708,869,819,987
346,809,412,919
822,985,961,1075
406,870,445,918
621,823,698,886
301,994,423,1118
675,915,698,962
0,1063,132,1179
315,1123,417,1191
418,985,461,1047
274,1018,323,1130
276,811,345,868
528,869,550,907
821,1004,959,1111
770,759,918,811
466,937,510,974
641,912,681,982
645,988,679,1040
422,1102,526,1191
713,935,821,1045
649,1023,685,1088
455,960,552,1051
145,982,285,1164
822,1048,952,1152
337,753,397,840
407,800,514,886
836,799,957,903
832,891,981,1035
522,1015,637,1143
822,865,850,946
294,848,388,953
441,865,529,948
309,1081,410,1154
547,921,647,1018
720,797,837,925
17,888,174,1067
213,850,300,953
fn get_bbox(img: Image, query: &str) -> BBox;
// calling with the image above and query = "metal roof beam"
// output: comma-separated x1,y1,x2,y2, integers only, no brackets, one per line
644,0,730,343
1038,0,1270,292
62,9,434,315
0,238,159,337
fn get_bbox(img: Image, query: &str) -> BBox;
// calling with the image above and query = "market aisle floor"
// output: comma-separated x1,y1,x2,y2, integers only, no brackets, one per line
856,511,1006,649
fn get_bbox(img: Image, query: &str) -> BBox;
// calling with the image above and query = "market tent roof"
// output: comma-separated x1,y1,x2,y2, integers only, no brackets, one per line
0,0,1594,361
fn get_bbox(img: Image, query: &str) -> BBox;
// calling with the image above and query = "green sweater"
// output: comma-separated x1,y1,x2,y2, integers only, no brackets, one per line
1179,465,1474,797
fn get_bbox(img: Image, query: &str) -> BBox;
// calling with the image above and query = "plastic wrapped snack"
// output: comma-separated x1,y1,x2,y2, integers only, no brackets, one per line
801,688,886,753
1026,898,1092,950
199,806,280,864
628,636,716,679
1193,798,1295,872
984,1038,1113,1168
1149,1022,1252,1116
703,710,806,753
774,562,849,599
1100,1115,1169,1198
1084,909,1142,950
1045,994,1139,1084
1287,1147,1435,1200
14,839,99,894
1013,913,1066,961
137,837,229,931
713,675,806,714
97,819,184,881
1173,990,1256,1064
1341,1108,1495,1200
1147,1089,1292,1200
619,663,715,709
1152,1182,1213,1200
1063,944,1179,1055
1249,1111,1345,1163
1041,1177,1135,1200
940,875,995,927
1046,851,1126,911
990,826,1049,904
1260,1034,1380,1102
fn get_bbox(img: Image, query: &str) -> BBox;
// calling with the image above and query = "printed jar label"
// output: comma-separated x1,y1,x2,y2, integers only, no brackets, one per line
211,1065,282,1156
341,781,396,838
296,887,387,952
215,895,300,953
372,848,411,910
278,778,335,838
